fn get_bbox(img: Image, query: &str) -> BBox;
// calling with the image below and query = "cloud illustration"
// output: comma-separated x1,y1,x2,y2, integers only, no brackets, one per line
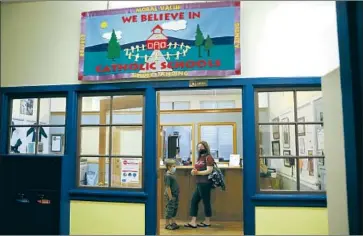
161,20,187,31
102,30,122,40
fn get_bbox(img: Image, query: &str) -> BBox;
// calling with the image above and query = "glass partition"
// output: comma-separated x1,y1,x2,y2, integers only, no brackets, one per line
198,122,237,162
160,124,193,166
257,90,325,192
78,94,144,189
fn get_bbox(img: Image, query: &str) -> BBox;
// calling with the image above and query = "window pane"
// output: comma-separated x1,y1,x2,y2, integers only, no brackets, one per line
259,158,297,191
297,125,324,156
173,101,190,110
200,101,217,109
81,96,111,125
110,158,142,188
9,126,36,154
80,127,109,156
161,125,192,164
111,95,143,125
258,92,295,122
9,126,52,155
296,158,325,191
111,126,143,156
39,98,66,125
12,98,38,125
217,100,235,109
297,91,323,122
50,98,67,126
160,89,242,110
79,157,109,187
258,125,297,156
160,102,172,110
200,124,235,161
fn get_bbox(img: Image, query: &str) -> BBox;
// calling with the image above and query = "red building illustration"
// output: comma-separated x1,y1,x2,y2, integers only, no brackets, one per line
146,25,168,50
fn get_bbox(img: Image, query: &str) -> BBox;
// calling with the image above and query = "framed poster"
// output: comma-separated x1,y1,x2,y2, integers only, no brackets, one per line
283,150,292,167
281,117,290,148
299,137,305,155
78,2,241,81
308,149,314,176
271,140,280,156
297,117,306,136
20,99,34,116
272,117,280,139
51,135,62,152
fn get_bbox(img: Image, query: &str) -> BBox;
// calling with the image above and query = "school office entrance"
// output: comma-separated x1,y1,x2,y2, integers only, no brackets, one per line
156,88,243,235
0,76,323,235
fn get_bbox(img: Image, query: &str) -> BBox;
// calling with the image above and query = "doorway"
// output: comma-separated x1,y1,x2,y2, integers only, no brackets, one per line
156,88,243,235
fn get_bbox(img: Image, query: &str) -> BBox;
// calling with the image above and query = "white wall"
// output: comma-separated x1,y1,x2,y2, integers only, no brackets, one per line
1,1,339,87
322,68,349,235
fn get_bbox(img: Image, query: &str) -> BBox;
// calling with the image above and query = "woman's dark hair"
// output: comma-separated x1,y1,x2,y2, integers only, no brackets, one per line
197,141,211,158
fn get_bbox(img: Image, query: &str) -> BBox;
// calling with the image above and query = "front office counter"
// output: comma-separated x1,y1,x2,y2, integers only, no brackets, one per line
159,166,243,221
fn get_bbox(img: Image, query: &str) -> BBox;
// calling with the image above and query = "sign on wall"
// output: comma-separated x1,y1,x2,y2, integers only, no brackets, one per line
78,2,241,81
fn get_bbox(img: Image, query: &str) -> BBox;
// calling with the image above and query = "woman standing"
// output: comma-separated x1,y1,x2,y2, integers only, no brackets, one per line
184,141,214,228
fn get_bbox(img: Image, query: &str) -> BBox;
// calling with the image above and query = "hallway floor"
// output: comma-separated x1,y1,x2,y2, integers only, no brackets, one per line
160,220,243,235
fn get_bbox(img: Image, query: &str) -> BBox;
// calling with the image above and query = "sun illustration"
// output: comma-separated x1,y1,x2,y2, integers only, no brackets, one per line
100,21,108,29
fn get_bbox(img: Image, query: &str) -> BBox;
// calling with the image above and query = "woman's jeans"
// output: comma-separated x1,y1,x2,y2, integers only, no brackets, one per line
189,183,212,217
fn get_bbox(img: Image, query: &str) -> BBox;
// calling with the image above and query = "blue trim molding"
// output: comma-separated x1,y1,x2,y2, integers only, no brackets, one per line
59,91,78,235
336,2,363,234
242,84,256,235
0,76,325,235
144,87,157,235
252,194,327,207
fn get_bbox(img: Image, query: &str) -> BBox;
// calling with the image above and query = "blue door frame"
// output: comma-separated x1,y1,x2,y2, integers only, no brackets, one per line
0,76,323,235
336,2,363,234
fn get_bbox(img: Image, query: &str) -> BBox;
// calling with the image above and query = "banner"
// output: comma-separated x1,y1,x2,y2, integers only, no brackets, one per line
78,2,241,81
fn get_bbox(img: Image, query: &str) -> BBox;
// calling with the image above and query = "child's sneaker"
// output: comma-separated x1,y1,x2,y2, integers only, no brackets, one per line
165,224,178,230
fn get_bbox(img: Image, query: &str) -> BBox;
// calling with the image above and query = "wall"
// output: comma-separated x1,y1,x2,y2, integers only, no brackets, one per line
255,207,328,235
242,1,338,78
321,68,349,235
1,1,339,87
70,201,145,235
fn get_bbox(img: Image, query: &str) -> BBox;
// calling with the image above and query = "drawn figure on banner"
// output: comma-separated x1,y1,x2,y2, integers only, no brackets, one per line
102,23,210,73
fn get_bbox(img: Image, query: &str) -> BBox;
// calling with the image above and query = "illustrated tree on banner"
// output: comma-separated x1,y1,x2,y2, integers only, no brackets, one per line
195,24,205,58
27,125,48,142
107,29,121,61
204,35,214,57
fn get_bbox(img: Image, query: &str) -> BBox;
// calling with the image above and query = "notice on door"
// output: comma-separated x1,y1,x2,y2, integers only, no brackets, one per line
121,158,141,185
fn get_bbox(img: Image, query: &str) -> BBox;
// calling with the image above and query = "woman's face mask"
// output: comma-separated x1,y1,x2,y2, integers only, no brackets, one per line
198,143,208,156
170,166,176,173
199,149,207,155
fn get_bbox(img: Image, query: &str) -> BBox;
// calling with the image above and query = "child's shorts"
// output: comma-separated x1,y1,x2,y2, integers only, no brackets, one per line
164,195,179,219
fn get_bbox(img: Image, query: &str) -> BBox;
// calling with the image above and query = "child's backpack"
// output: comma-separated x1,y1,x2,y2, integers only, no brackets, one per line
208,162,226,191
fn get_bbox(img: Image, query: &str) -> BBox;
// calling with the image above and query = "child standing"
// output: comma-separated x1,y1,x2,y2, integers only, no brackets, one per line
164,159,180,230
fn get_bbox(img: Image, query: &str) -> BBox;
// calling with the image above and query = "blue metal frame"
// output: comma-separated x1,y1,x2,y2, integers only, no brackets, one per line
0,76,325,236
336,2,363,234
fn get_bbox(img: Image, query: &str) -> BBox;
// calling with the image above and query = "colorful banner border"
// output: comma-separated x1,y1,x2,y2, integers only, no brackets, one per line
78,1,241,81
